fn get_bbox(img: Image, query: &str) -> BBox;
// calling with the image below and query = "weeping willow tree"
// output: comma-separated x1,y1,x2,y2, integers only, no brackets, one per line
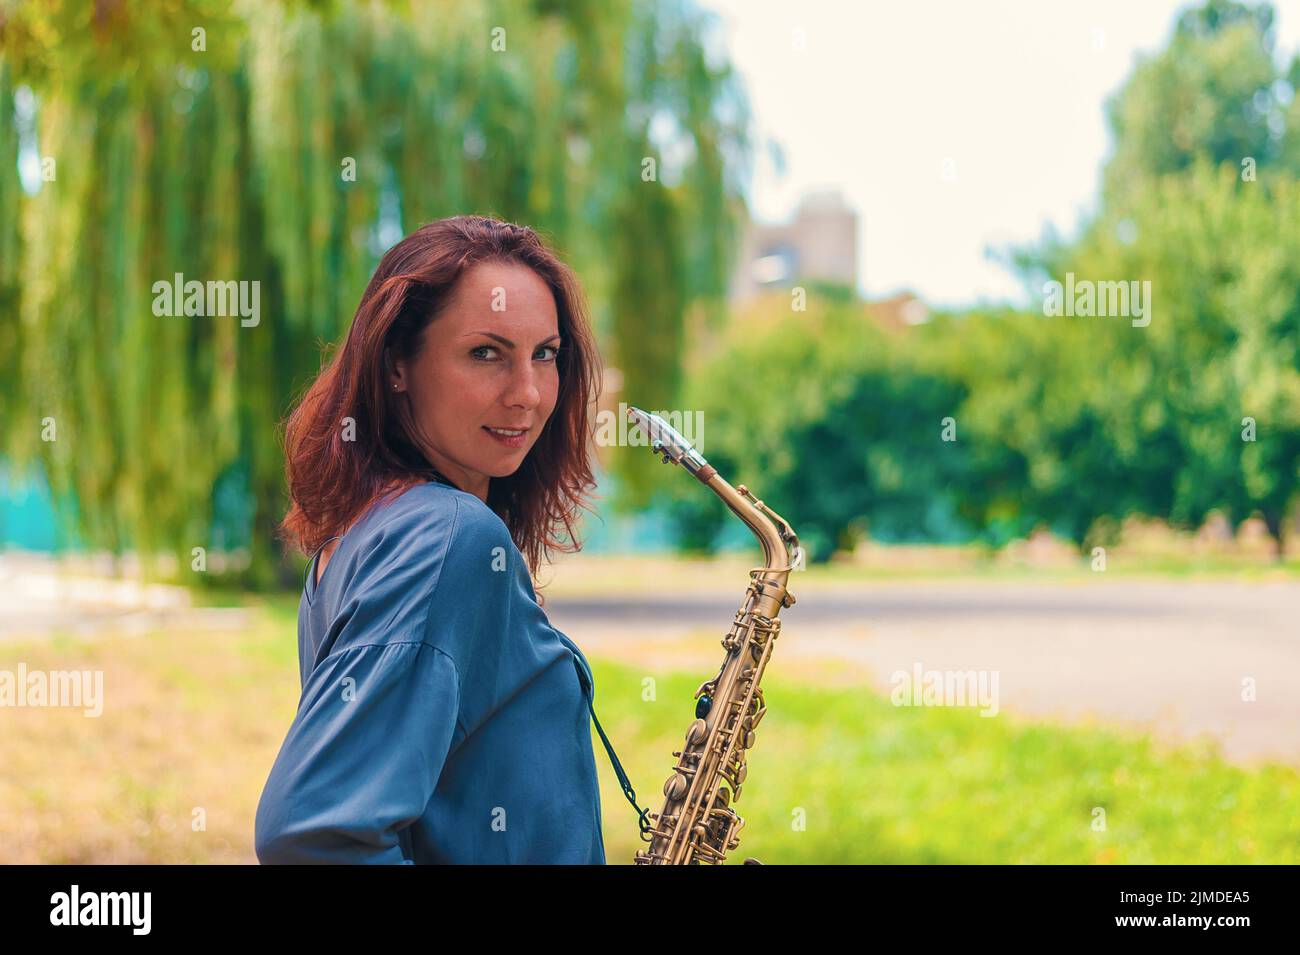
0,58,20,438
0,0,750,585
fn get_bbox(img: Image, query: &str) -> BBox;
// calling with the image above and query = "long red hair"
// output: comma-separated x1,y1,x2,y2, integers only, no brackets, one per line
279,215,601,581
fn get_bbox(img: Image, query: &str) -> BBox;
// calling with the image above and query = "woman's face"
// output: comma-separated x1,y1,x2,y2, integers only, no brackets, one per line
391,260,561,502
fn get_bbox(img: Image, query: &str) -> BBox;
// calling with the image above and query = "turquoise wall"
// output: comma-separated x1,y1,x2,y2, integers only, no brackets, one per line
0,465,67,551
0,461,750,555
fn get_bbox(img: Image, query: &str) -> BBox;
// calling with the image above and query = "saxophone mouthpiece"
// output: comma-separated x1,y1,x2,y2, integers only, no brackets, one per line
626,405,710,477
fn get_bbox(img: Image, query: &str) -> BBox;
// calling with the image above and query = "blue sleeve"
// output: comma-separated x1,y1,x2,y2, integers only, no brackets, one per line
254,640,461,864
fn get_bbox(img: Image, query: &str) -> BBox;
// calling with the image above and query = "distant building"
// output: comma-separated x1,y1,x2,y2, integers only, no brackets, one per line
725,188,929,328
728,189,858,303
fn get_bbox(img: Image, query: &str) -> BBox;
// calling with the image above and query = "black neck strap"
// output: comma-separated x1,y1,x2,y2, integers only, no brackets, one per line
571,658,652,839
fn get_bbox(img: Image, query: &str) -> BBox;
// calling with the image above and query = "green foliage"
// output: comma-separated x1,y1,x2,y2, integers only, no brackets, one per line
1002,161,1300,550
1103,0,1285,205
667,293,973,560
966,0,1300,555
1071,164,1300,541
0,59,21,440
0,0,750,584
659,1,1300,562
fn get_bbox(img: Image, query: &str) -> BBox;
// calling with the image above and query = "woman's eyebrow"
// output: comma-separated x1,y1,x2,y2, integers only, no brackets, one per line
463,331,562,348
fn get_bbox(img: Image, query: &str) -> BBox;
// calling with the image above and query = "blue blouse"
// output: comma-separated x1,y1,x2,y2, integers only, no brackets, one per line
254,480,606,864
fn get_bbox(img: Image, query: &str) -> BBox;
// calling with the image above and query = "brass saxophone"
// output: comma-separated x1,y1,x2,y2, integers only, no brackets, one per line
626,406,801,865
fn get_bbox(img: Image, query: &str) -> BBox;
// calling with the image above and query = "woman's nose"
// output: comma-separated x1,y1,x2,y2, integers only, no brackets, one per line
504,361,542,408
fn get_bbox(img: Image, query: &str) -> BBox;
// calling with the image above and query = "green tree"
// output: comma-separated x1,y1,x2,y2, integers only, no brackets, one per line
999,0,1300,558
0,0,750,584
1103,0,1285,205
669,292,971,562
1091,165,1300,553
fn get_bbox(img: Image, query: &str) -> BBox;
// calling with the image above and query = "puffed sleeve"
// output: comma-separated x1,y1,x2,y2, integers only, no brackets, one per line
255,640,460,864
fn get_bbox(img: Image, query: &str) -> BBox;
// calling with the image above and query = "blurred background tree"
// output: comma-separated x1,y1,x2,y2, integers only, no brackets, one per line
666,290,974,563
1007,0,1300,556
3,0,1299,575
0,0,750,585
666,0,1299,560
1102,0,1288,204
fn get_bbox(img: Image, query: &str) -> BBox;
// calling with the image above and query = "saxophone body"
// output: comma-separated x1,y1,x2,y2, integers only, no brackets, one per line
626,406,801,865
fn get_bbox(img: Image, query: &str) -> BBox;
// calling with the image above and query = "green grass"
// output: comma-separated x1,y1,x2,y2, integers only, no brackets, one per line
2,599,1295,863
531,553,1300,602
184,550,1300,605
799,555,1300,583
592,660,1300,864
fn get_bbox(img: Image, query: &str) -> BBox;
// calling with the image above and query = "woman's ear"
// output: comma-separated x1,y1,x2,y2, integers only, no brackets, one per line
386,347,407,393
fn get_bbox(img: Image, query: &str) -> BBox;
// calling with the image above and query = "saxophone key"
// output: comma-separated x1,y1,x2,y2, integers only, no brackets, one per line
685,717,708,745
663,772,689,801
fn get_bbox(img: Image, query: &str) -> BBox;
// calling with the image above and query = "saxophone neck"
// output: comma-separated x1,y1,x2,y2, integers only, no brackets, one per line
705,473,800,579
625,405,802,588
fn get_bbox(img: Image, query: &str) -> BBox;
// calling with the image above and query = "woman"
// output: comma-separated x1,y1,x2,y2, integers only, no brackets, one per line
255,215,631,864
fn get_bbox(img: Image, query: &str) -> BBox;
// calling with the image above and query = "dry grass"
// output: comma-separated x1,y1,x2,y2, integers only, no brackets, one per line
0,612,297,863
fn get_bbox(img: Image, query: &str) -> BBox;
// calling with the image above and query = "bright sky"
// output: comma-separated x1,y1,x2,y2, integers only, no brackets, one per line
701,0,1300,308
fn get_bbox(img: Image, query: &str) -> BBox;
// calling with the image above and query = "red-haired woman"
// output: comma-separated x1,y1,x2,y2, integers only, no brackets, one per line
255,215,638,864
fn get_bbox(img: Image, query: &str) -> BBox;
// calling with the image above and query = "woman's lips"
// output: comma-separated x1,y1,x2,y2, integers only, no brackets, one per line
482,425,528,448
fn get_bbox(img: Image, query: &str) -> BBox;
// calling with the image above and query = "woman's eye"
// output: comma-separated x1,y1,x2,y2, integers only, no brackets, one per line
470,344,558,362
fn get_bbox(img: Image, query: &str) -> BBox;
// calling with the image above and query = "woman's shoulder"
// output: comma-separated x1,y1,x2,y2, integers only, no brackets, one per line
313,482,522,656
365,481,511,549
317,482,530,664
342,482,516,594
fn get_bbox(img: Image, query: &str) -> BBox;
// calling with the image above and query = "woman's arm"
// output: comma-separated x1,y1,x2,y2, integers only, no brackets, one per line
254,640,461,864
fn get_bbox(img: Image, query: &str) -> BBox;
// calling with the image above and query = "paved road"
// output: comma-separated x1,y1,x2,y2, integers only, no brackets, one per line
5,553,1295,767
0,558,250,638
544,579,1300,767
